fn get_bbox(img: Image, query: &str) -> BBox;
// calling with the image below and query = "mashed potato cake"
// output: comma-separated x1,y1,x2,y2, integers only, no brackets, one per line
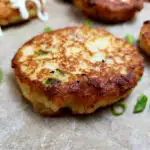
12,26,144,115
139,20,150,55
73,0,143,23
0,0,47,26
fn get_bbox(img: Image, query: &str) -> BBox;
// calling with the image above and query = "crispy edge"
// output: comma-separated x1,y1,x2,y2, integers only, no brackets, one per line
16,78,134,116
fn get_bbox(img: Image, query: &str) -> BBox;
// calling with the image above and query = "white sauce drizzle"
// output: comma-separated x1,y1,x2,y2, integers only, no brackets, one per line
0,0,48,36
0,27,3,37
10,0,48,21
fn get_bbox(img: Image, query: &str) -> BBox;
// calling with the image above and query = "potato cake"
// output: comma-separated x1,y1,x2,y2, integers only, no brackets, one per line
139,20,150,55
0,0,48,26
73,0,143,23
12,26,144,115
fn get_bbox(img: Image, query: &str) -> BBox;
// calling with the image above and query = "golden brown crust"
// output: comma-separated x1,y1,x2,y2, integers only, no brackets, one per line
139,20,150,55
12,26,144,115
73,0,144,23
0,0,43,26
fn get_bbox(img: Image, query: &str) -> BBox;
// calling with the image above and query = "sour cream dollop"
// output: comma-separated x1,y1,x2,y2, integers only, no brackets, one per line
10,0,48,21
0,0,48,36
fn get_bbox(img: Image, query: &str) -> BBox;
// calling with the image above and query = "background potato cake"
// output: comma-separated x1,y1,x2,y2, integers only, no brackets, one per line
12,26,144,116
139,20,150,55
73,0,144,23
0,0,45,26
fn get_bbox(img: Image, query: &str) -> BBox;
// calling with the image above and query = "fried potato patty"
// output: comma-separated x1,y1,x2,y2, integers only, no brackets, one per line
139,20,150,55
73,0,143,23
12,26,144,115
0,0,44,26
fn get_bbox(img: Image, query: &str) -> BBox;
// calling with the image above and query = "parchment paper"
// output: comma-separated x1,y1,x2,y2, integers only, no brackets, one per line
0,1,150,150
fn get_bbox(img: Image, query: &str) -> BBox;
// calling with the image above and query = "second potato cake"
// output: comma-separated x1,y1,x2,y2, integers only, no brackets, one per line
73,0,143,23
139,20,150,55
12,26,144,116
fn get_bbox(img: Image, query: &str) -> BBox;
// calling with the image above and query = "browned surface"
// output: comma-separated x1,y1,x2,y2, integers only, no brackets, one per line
0,0,44,26
73,0,144,23
139,20,150,55
12,26,144,115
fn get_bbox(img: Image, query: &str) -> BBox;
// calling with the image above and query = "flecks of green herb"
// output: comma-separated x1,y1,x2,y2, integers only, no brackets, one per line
84,20,93,27
125,34,135,45
44,27,52,33
138,76,142,82
37,49,48,56
44,78,61,86
133,94,148,113
0,68,3,84
111,101,126,116
56,68,65,75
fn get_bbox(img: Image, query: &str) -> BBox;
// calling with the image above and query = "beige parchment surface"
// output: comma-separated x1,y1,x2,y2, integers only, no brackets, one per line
0,1,150,150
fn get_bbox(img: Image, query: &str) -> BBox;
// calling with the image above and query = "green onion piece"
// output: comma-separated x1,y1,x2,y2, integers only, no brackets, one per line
0,68,3,84
44,78,60,86
111,102,126,116
44,27,52,33
125,34,135,45
37,49,48,56
56,68,64,75
138,76,142,82
84,20,93,27
133,94,148,113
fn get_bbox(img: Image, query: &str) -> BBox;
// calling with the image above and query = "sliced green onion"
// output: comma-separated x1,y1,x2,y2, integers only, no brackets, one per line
133,94,148,113
111,102,126,116
44,78,60,86
44,27,52,33
56,68,65,75
125,34,135,45
138,76,142,82
37,49,48,56
84,20,93,27
0,68,3,84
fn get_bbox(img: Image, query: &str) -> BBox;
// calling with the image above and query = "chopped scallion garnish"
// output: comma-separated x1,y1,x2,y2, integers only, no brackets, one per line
37,49,48,56
44,78,60,86
0,68,3,84
84,20,93,27
125,34,135,45
133,94,148,113
138,76,142,82
111,101,126,116
44,27,52,33
56,68,65,75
